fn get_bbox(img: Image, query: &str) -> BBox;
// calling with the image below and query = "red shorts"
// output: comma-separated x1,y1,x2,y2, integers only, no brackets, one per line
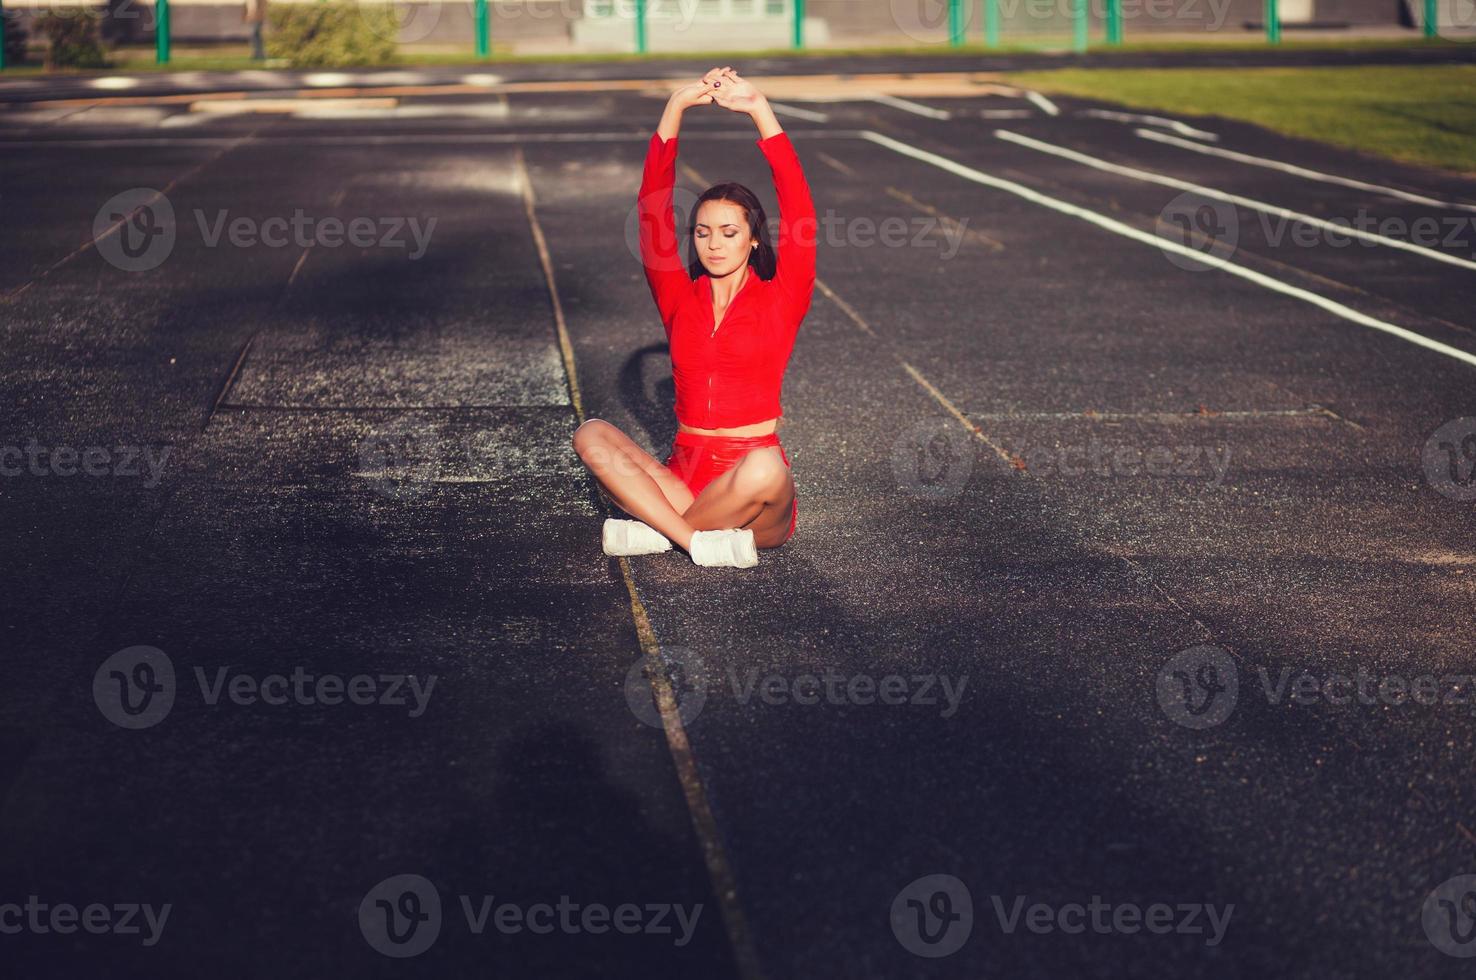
664,431,797,543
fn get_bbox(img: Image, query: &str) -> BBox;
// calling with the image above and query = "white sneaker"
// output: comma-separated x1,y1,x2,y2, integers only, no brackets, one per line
689,528,759,568
602,518,673,556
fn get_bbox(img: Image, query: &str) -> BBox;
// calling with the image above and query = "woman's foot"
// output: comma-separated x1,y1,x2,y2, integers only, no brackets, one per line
603,518,673,556
688,528,759,568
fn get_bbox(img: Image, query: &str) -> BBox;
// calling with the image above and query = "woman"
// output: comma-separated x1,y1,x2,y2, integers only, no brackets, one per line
573,66,817,569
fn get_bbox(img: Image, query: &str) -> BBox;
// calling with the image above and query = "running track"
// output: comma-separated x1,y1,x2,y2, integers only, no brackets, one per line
2,69,1475,978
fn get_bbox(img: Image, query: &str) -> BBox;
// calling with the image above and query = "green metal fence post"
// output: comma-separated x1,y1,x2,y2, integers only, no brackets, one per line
475,0,489,56
156,0,170,63
984,0,998,47
1423,0,1437,37
1264,0,1279,43
949,0,963,45
1072,0,1087,51
635,0,646,53
0,0,7,71
793,0,804,48
1106,0,1122,44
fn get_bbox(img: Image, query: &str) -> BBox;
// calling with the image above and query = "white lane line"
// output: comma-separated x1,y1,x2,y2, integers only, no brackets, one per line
995,128,1476,273
868,94,952,120
90,77,141,91
859,129,1476,370
1080,109,1218,141
301,72,356,87
768,100,829,122
1021,90,1060,116
979,109,1034,119
1135,127,1476,214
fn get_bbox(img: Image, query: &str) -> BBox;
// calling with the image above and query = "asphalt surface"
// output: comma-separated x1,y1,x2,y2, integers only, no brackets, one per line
2,68,1475,978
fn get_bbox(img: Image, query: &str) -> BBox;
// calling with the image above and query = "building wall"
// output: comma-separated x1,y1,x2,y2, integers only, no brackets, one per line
4,0,1415,46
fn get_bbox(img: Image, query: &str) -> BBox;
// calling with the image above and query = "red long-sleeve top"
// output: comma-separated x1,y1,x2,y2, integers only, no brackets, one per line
637,129,817,429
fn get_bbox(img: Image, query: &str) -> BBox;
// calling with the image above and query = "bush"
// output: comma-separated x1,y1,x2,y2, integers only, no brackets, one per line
3,9,30,66
266,1,399,68
36,9,110,69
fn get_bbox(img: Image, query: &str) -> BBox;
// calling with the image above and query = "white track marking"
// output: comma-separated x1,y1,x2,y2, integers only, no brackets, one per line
1079,108,1218,141
868,94,951,120
301,72,356,87
860,129,1476,370
90,77,141,91
768,101,829,122
995,128,1476,273
979,109,1033,119
1021,90,1060,116
1135,127,1476,214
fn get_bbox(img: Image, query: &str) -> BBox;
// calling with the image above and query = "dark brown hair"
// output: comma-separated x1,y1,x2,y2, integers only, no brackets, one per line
685,182,777,281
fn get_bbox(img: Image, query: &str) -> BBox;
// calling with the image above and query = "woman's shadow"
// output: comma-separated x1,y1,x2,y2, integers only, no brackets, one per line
617,343,678,455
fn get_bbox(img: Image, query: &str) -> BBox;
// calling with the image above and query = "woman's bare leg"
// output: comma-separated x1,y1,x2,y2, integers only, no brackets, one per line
572,419,698,550
681,447,796,549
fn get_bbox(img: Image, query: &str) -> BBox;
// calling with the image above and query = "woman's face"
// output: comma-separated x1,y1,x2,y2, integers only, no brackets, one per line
694,199,755,278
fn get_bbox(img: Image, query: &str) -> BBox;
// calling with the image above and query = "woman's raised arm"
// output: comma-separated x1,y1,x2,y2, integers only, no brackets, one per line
711,70,818,326
638,80,717,332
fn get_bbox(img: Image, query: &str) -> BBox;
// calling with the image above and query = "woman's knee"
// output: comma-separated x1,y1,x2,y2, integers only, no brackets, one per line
733,448,790,500
572,418,613,458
